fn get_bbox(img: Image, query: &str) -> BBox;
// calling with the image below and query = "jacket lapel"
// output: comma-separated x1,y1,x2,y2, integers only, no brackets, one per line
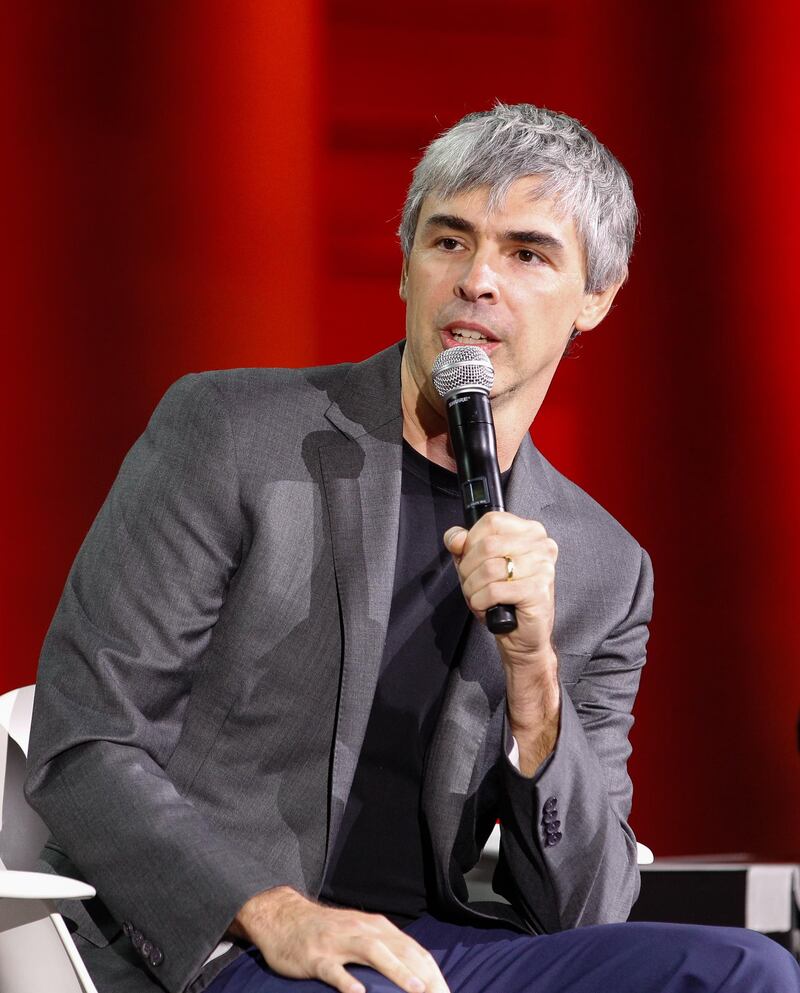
317,346,404,873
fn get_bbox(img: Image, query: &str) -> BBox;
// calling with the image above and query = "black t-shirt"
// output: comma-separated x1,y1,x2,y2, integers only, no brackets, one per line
319,441,471,924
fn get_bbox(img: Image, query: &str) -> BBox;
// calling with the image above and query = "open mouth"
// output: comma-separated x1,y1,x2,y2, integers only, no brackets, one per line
450,328,490,343
442,323,498,348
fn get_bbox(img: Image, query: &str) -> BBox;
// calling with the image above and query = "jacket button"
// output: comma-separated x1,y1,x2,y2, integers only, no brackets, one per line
149,946,164,967
141,940,153,958
122,921,132,937
131,929,144,950
544,797,557,813
542,811,559,824
545,819,561,832
550,831,563,844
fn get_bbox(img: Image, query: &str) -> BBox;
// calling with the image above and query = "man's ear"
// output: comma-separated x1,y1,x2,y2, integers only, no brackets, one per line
574,280,623,333
399,260,408,301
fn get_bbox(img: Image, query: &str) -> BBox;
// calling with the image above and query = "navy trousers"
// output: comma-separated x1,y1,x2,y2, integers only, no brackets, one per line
208,916,800,993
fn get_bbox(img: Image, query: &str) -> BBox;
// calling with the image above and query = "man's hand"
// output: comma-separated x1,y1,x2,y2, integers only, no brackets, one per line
444,512,561,776
229,887,450,993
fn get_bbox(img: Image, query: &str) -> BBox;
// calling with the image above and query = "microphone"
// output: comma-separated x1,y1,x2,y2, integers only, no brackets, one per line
431,346,517,634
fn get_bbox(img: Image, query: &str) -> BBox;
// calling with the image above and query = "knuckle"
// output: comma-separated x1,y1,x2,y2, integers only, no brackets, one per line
488,581,506,602
468,599,485,619
476,579,494,600
389,969,416,992
350,917,370,934
484,535,503,557
475,565,490,587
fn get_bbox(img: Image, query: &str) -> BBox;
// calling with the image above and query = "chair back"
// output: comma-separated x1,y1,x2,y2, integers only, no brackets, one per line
0,685,98,993
0,685,49,871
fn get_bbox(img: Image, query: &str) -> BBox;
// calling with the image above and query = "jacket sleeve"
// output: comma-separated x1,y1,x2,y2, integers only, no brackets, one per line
493,545,653,932
25,375,279,993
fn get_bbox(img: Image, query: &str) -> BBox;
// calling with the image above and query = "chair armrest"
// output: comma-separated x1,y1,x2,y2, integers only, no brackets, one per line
0,869,95,901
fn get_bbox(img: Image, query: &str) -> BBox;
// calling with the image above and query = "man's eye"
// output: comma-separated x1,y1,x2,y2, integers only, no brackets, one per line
517,249,540,264
438,238,461,250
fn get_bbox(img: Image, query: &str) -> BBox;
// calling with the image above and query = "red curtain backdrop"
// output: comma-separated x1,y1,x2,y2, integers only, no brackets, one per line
2,1,798,859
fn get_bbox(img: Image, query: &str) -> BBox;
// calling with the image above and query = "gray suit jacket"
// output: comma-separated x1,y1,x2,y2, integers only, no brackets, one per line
25,342,653,993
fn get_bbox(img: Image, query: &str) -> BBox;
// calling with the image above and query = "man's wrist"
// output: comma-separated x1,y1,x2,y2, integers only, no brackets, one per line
228,885,302,941
502,648,561,777
509,711,559,777
502,647,559,719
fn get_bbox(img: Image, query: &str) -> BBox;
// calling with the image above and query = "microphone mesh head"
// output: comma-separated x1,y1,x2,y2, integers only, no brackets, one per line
431,345,494,398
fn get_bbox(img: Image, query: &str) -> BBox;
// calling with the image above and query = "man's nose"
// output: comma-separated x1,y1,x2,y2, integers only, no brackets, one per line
454,254,499,303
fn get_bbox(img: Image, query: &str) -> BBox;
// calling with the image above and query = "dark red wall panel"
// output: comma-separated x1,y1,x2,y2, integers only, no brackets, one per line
2,1,322,690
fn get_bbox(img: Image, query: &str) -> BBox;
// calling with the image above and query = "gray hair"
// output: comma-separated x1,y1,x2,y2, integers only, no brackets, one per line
398,103,637,293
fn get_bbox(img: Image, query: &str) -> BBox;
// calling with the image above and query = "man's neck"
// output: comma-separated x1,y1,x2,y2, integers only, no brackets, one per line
400,360,538,473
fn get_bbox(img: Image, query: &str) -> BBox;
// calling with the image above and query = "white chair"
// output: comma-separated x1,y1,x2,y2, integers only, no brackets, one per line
479,823,654,865
0,685,99,993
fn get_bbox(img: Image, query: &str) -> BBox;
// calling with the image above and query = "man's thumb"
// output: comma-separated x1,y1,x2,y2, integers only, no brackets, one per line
443,526,468,555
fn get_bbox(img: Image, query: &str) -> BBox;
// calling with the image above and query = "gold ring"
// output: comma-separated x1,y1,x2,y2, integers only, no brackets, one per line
504,555,515,581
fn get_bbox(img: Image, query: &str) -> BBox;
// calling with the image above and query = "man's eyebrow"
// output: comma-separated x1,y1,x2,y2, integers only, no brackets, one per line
423,214,477,235
506,230,565,255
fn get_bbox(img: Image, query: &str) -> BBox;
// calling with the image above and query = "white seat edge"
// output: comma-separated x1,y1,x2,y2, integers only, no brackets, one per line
481,825,655,865
0,869,96,901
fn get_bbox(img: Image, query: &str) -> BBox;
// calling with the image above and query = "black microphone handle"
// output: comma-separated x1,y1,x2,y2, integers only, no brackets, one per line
445,391,517,634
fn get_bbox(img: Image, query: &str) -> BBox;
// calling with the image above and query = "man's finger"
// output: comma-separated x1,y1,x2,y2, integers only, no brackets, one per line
352,940,429,993
457,535,554,580
410,959,450,993
443,526,468,557
460,552,547,602
386,939,451,993
316,960,365,993
361,927,451,993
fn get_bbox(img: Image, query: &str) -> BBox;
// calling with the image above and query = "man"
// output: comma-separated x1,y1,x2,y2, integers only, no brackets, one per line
26,103,800,993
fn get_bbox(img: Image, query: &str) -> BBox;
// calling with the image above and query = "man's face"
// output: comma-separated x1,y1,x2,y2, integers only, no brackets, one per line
400,176,615,422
